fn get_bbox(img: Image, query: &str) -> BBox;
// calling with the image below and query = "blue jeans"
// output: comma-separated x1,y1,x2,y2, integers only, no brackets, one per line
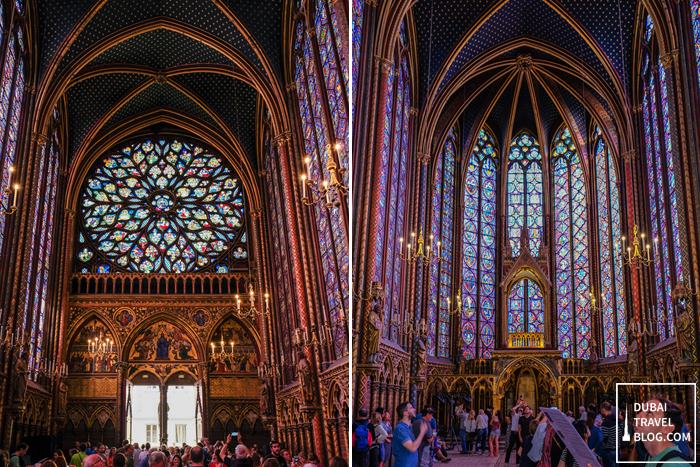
477,428,488,452
459,429,467,453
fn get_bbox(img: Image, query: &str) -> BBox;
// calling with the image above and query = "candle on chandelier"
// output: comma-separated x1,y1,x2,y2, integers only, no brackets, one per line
301,174,307,199
399,237,404,255
437,240,442,258
211,342,215,353
12,184,18,208
230,341,234,354
235,294,241,310
323,180,331,205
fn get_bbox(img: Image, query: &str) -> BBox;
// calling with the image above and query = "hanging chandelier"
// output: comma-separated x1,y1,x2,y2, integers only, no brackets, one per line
234,283,271,319
210,338,235,362
300,142,348,208
0,165,19,216
398,230,442,265
87,332,114,360
619,224,657,268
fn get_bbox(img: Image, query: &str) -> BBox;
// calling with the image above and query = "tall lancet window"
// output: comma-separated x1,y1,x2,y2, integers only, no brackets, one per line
552,127,591,359
28,122,60,377
594,127,626,357
691,0,700,88
507,278,544,334
372,22,411,341
506,131,543,257
461,128,497,359
293,6,349,356
428,127,456,357
642,14,684,339
0,1,26,256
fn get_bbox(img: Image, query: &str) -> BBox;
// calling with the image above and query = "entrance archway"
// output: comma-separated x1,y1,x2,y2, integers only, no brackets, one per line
126,371,202,445
496,358,558,415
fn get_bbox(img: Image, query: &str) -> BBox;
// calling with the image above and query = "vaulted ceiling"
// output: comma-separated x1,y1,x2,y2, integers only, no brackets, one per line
414,0,637,155
36,0,286,170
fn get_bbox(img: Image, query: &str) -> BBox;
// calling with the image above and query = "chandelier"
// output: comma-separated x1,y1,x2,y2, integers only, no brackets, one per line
87,332,114,359
446,293,474,317
301,142,348,208
234,283,271,319
620,224,657,268
0,165,19,216
399,230,442,265
210,338,235,362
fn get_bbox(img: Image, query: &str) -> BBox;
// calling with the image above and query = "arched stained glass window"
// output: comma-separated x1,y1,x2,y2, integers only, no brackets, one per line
507,131,543,257
263,124,300,379
76,139,248,274
594,128,626,357
507,278,544,334
642,15,684,340
691,1,700,88
0,14,26,257
28,130,60,377
427,127,456,358
552,126,591,359
372,23,411,343
315,0,349,167
352,0,363,112
293,13,349,354
461,128,497,359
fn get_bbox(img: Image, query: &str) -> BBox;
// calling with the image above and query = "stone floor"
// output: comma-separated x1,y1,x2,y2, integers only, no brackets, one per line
438,440,512,466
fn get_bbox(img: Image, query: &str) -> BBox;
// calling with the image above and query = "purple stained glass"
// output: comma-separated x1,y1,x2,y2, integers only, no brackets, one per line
691,1,700,90
315,0,348,177
461,128,497,359
595,132,626,357
294,20,349,351
352,0,363,105
428,128,456,357
552,127,591,359
507,279,544,335
507,132,542,257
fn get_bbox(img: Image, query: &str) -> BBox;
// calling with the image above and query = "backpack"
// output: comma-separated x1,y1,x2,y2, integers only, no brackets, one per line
353,421,372,452
655,448,691,467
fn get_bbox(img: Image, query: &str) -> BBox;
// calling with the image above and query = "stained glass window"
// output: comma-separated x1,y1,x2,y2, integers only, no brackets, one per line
461,128,497,359
507,131,543,257
352,0,363,113
594,128,626,357
294,14,349,356
0,20,25,258
427,127,456,357
76,139,248,274
552,127,591,359
642,15,684,339
263,125,299,380
29,133,60,377
371,24,411,343
691,0,700,89
507,279,544,334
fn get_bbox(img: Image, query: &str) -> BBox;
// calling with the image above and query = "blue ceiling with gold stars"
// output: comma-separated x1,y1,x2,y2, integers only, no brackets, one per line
36,0,286,169
414,0,636,104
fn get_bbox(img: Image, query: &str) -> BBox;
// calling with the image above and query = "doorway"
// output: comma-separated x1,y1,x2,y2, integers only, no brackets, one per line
128,384,160,444
126,371,202,445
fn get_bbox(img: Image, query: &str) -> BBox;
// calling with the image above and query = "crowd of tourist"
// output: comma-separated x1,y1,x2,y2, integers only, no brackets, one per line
352,395,694,467
0,438,347,467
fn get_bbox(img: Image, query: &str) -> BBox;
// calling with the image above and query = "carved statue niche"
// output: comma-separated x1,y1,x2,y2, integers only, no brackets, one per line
12,343,30,404
676,310,696,362
260,379,274,416
415,319,428,376
365,282,384,363
57,380,69,417
588,338,599,364
297,351,315,404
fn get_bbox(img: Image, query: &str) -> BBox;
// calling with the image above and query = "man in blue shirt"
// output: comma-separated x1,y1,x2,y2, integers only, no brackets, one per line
392,401,428,467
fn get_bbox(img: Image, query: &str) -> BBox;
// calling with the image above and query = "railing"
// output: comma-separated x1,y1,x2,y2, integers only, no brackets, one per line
508,332,545,349
70,272,251,295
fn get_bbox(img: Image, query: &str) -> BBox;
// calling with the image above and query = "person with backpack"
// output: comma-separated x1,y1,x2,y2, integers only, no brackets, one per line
370,408,388,467
353,408,373,467
637,398,691,467
9,444,28,467
70,445,89,467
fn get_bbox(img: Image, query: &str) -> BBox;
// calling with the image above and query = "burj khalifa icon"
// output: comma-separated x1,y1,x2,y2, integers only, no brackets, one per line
622,405,631,442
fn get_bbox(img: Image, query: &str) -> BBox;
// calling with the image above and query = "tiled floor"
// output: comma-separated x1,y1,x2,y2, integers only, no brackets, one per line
440,446,507,466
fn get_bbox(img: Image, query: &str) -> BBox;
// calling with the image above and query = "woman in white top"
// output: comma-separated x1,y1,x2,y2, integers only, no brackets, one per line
464,410,477,453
